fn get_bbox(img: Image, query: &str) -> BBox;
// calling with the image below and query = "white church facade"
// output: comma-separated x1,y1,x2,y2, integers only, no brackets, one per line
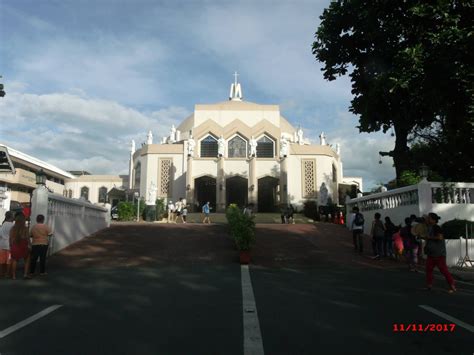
130,78,359,212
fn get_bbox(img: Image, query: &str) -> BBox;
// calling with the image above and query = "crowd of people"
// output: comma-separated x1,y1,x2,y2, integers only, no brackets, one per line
0,212,53,280
349,207,456,293
166,197,188,223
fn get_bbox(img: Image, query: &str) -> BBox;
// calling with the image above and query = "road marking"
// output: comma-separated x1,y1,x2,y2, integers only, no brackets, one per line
241,265,264,355
0,305,63,339
419,305,474,333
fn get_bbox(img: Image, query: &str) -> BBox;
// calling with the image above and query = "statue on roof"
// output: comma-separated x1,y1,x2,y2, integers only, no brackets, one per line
249,136,258,157
280,136,289,158
130,139,136,153
319,132,326,146
218,135,226,157
187,135,196,157
297,126,304,145
146,130,153,145
169,125,176,143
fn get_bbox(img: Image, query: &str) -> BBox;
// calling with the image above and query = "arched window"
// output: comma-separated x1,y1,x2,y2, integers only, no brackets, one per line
257,136,274,158
200,135,218,157
98,186,108,203
80,186,89,200
68,189,73,198
228,135,247,158
134,162,141,189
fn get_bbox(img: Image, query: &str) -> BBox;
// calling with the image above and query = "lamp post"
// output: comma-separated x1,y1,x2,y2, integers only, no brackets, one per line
419,164,429,181
35,169,46,186
134,191,140,222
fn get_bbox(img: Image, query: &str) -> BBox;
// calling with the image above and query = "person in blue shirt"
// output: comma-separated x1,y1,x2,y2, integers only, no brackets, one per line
202,202,211,224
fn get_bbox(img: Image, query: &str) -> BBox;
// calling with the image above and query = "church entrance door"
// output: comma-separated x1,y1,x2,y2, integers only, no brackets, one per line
258,176,279,212
226,176,248,208
195,176,216,212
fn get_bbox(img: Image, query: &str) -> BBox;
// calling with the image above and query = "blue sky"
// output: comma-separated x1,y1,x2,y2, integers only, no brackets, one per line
0,0,396,189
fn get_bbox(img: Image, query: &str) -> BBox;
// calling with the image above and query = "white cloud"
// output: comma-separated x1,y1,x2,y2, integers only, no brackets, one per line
0,91,189,174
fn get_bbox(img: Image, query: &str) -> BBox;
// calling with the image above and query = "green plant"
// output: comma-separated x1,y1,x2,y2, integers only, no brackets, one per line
226,204,256,251
442,219,474,239
303,200,318,220
117,201,135,221
155,198,165,220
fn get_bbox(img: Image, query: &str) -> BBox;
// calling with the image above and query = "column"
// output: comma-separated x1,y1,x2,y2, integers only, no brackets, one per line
248,157,257,209
216,157,226,212
280,157,288,205
186,156,194,211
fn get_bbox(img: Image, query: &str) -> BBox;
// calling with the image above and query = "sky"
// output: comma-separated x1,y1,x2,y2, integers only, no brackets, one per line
0,0,396,190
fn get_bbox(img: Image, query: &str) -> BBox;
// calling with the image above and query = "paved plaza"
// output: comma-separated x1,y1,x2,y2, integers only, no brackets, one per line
0,222,473,355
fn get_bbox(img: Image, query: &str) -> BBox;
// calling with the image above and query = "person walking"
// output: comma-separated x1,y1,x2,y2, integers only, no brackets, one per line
167,200,175,223
0,211,14,278
175,198,185,223
400,217,418,271
350,207,364,253
384,216,396,258
29,214,52,276
424,213,456,293
9,213,31,280
202,202,211,224
370,213,385,260
412,215,429,265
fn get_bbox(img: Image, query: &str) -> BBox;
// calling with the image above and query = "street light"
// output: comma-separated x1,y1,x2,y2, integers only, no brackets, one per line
134,191,140,222
35,169,46,186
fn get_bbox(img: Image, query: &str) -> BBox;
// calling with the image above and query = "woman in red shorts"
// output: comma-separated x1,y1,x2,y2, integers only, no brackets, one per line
9,213,31,280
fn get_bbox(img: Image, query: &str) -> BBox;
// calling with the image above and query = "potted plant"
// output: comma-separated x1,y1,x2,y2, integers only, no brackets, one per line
226,204,256,264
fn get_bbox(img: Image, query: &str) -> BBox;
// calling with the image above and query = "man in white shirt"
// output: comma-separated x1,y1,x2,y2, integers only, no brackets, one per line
0,211,14,277
167,201,175,223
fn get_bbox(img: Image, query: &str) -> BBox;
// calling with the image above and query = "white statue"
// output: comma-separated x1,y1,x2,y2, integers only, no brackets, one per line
187,136,196,156
169,125,176,143
249,136,258,157
319,132,326,146
280,136,289,157
335,143,340,155
130,139,136,153
146,130,153,145
175,130,181,142
297,126,304,145
218,136,225,157
320,182,328,206
147,181,157,205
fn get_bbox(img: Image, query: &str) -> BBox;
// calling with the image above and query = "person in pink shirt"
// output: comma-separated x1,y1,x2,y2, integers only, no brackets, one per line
29,214,52,276
393,227,404,261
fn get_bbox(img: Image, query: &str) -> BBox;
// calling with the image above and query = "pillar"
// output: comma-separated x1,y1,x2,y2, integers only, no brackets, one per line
216,157,226,212
186,156,194,211
280,157,288,205
248,157,257,209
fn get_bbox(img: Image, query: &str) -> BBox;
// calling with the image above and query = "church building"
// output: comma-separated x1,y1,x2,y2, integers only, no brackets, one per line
130,76,359,212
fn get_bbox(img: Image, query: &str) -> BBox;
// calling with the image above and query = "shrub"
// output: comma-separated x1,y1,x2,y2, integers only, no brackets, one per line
155,198,165,220
226,204,256,251
117,201,135,221
303,200,318,219
442,219,474,239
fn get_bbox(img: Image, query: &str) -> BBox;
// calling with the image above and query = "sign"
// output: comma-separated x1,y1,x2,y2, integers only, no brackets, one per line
0,146,15,174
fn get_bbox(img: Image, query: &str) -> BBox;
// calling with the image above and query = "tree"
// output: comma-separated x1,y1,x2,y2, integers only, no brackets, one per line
312,1,473,185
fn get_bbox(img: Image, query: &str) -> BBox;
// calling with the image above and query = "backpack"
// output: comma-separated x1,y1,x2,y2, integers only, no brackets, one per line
354,213,364,226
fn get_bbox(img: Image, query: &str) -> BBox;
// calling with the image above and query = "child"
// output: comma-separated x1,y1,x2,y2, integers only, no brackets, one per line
0,211,14,278
393,227,404,261
9,213,31,280
30,214,52,276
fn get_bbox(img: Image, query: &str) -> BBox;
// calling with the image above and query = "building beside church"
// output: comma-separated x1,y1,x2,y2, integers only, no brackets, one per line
130,77,361,212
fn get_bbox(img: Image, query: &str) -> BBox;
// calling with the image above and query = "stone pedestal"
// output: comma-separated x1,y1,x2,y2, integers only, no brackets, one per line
216,157,226,212
248,157,257,209
145,205,156,222
279,157,288,205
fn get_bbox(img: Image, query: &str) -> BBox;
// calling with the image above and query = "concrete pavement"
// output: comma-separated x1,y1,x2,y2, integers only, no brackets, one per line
0,222,472,355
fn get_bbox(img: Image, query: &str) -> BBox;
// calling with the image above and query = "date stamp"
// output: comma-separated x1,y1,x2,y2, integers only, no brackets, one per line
393,323,456,332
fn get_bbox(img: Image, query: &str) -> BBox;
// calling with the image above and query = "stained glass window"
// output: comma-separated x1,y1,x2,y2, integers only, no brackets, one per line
201,135,218,157
256,136,274,158
228,136,247,158
80,186,89,200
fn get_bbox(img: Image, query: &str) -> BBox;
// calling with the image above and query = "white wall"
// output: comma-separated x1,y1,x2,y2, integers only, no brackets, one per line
31,187,109,254
194,106,281,127
225,160,249,178
65,179,124,204
192,159,218,178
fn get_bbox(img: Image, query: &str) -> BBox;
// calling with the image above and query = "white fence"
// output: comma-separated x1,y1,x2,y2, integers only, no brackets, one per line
346,181,474,267
31,186,110,254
